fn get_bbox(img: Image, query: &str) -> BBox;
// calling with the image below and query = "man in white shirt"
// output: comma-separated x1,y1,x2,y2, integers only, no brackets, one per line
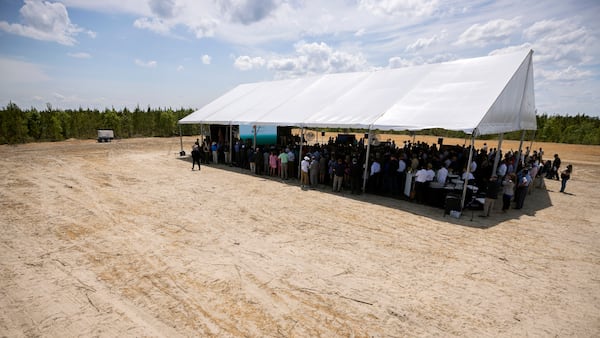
462,169,475,182
370,160,380,175
470,160,477,173
436,164,449,185
397,156,407,196
414,165,430,203
496,160,507,180
425,163,435,182
397,158,406,174
369,159,381,193
300,156,310,189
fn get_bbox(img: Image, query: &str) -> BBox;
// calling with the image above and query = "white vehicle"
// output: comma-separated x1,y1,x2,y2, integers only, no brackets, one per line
97,129,114,142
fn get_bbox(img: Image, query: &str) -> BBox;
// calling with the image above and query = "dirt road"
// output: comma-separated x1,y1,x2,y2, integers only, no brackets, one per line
1,137,599,337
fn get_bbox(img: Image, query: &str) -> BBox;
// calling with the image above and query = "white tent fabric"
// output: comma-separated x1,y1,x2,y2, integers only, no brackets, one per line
179,50,536,136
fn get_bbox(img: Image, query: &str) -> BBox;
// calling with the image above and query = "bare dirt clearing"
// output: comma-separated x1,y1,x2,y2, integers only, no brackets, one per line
1,136,599,337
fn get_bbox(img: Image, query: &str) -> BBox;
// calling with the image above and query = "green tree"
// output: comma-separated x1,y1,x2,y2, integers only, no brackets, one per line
0,102,29,144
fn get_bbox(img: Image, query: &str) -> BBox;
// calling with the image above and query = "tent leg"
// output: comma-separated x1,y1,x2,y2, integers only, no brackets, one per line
362,129,372,193
461,134,476,210
179,125,185,156
492,133,503,176
229,122,233,165
298,127,304,180
515,130,526,171
529,130,536,157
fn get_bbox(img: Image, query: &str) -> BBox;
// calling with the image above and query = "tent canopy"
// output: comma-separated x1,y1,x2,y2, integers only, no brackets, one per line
179,50,536,136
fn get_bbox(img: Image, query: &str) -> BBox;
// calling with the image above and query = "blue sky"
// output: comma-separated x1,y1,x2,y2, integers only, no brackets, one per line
0,0,598,117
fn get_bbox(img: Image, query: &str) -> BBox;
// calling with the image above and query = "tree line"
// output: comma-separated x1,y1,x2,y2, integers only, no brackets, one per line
0,102,199,144
1,102,599,145
413,113,600,145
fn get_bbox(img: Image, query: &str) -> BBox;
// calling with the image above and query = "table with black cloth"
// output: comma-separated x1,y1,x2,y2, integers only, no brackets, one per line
425,183,477,209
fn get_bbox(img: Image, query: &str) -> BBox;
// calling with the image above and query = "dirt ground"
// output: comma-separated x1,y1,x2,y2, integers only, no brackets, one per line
1,135,599,337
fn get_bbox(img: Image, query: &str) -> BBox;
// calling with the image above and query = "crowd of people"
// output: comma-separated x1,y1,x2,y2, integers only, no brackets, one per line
190,134,573,216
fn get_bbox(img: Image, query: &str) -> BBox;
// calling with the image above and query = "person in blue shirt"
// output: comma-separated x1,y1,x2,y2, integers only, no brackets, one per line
514,168,531,209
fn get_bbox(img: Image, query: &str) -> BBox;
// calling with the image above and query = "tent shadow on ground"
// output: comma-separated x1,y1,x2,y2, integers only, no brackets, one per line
178,157,554,229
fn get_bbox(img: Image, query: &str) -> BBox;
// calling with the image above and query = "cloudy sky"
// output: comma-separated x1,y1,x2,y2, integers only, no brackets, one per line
0,0,598,116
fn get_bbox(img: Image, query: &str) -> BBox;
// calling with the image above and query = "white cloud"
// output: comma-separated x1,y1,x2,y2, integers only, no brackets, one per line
149,0,176,18
359,0,439,17
265,41,370,78
388,53,455,68
489,44,533,56
201,55,212,65
405,29,447,52
59,0,151,16
234,56,266,71
455,18,521,47
177,65,184,71
388,56,423,68
134,59,157,68
0,0,85,45
133,17,171,35
232,41,371,76
522,19,594,66
185,18,219,39
216,0,279,25
68,52,91,59
537,66,593,82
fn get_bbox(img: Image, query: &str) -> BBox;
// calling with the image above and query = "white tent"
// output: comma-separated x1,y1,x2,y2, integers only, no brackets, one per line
179,50,536,209
179,50,536,137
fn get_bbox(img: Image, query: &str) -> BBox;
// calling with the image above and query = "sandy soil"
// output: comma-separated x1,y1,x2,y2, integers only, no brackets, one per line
1,135,599,337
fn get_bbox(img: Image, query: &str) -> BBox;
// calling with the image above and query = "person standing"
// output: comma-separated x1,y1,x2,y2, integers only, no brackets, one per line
248,147,256,174
436,163,449,185
480,175,500,217
560,164,573,193
413,165,429,204
278,149,289,180
550,153,562,180
211,142,218,164
501,173,515,212
263,149,270,176
286,148,295,179
191,141,201,171
496,159,507,181
350,158,363,194
202,141,210,164
269,150,278,177
332,158,346,192
369,158,382,193
319,155,328,185
397,155,407,196
300,156,310,189
309,156,319,188
514,168,531,209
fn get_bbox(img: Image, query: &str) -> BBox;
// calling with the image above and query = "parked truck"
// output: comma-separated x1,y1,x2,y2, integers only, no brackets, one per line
97,129,114,142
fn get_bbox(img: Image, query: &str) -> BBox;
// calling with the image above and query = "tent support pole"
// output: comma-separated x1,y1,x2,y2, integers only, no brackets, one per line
492,133,504,176
298,127,304,180
253,125,257,150
515,130,526,171
461,133,476,209
201,124,206,147
362,129,372,193
229,123,233,165
529,130,536,156
179,124,184,155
